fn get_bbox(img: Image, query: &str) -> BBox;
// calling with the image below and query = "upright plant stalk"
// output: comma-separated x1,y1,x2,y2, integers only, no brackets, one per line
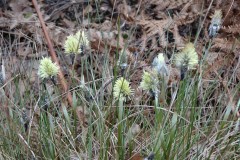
154,94,159,110
113,77,131,159
154,93,163,126
32,0,73,107
117,98,125,160
153,91,165,159
87,103,93,160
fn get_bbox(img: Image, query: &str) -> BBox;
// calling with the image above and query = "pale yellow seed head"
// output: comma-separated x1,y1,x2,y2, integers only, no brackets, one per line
113,77,132,100
174,43,198,69
64,30,89,54
140,70,159,92
64,34,81,54
209,10,222,29
38,57,59,79
211,10,222,20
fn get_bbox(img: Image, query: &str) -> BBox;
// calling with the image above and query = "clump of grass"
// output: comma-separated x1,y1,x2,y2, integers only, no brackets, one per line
113,77,133,159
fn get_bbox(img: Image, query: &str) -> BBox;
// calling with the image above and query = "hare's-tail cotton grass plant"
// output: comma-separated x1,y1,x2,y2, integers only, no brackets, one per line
152,53,169,79
174,43,198,80
113,77,133,160
139,55,167,160
64,29,89,73
152,53,169,105
140,53,169,98
64,30,89,55
140,53,169,123
38,57,59,80
140,70,159,97
208,10,222,38
140,70,162,124
38,57,60,111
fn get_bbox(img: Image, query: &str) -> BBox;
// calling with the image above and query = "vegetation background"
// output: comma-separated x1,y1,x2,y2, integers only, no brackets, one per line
0,0,240,159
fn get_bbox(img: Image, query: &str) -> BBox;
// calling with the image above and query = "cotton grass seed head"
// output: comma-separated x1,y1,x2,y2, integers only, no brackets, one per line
152,53,168,77
64,30,89,54
113,77,132,100
64,34,81,54
210,10,222,25
174,43,198,69
152,53,165,66
140,70,159,94
39,57,59,79
209,10,222,37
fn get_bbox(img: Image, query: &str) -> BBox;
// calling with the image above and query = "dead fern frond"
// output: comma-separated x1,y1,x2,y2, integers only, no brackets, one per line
236,67,240,81
203,52,234,80
203,48,236,81
142,0,170,11
143,0,191,10
222,24,240,34
173,24,185,47
173,11,197,26
138,19,172,47
212,38,240,53
168,0,192,10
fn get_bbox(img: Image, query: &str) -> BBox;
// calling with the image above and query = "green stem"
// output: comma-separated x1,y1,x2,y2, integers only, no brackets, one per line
117,98,124,160
154,93,162,125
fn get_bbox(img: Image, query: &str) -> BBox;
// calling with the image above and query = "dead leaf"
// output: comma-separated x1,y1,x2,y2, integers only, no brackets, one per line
9,0,31,12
